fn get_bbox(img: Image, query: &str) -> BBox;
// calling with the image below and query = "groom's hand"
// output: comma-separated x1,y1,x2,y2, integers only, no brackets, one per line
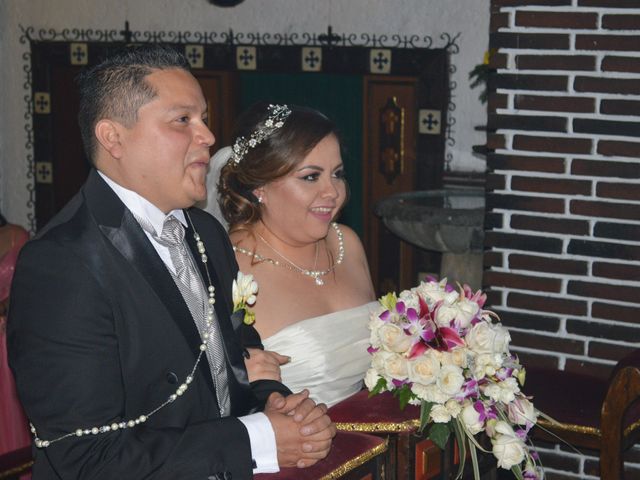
264,391,336,468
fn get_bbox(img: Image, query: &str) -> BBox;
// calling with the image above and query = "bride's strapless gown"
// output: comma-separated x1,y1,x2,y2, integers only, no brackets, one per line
262,301,377,407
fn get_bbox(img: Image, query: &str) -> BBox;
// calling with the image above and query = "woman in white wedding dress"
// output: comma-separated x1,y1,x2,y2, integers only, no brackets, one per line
208,103,376,407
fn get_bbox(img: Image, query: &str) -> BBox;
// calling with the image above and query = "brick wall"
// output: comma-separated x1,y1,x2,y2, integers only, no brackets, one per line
485,1,640,478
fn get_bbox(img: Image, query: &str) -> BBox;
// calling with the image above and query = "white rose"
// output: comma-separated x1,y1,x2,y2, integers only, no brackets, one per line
398,290,420,311
436,365,465,397
364,368,382,391
430,404,452,423
491,421,526,469
466,322,511,355
378,323,413,353
384,353,409,380
412,383,450,404
407,352,441,385
472,353,503,378
455,297,480,329
445,399,462,418
434,302,457,327
371,351,390,373
484,377,519,404
461,402,484,435
440,348,468,369
415,280,451,306
507,396,537,426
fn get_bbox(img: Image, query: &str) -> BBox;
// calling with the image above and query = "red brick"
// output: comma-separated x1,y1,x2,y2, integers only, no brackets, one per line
509,253,589,275
572,158,640,177
597,140,640,158
515,94,595,113
516,54,596,71
510,330,584,355
593,299,640,325
484,212,504,230
513,134,592,154
575,76,640,95
564,359,612,381
600,99,640,116
516,11,597,29
507,292,588,315
596,181,640,201
589,341,637,362
511,176,591,195
485,231,563,253
568,238,640,261
568,317,640,342
494,308,561,332
568,280,640,303
602,14,640,30
487,193,565,214
601,55,640,73
487,133,506,150
485,289,503,307
492,73,568,92
483,251,504,268
487,93,508,113
513,351,559,371
495,0,572,5
491,12,510,32
533,449,582,474
593,261,640,281
511,214,589,235
576,34,640,51
489,113,567,132
594,221,640,242
579,0,640,8
484,271,562,292
489,52,508,70
487,153,566,173
571,199,640,221
486,173,506,191
491,32,570,50
574,118,640,137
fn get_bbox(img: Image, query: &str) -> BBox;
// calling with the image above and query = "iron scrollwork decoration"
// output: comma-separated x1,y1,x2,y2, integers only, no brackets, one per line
19,23,460,232
379,97,405,186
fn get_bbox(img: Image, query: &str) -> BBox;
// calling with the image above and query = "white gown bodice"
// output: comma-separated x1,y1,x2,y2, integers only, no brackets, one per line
262,301,377,407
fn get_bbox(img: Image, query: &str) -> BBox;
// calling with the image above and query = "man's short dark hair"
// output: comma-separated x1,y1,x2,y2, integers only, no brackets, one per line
77,44,191,163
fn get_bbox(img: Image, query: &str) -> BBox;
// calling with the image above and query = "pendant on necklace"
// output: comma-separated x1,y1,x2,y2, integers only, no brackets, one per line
314,276,324,286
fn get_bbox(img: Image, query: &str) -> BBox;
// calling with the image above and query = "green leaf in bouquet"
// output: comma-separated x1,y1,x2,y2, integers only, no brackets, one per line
419,401,434,432
428,422,451,450
368,377,387,397
452,419,467,480
393,384,414,410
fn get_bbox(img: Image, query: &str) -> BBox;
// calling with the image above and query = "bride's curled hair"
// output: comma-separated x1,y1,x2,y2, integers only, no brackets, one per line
219,102,339,230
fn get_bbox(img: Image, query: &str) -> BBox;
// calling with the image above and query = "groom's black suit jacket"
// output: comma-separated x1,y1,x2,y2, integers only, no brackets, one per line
8,170,284,479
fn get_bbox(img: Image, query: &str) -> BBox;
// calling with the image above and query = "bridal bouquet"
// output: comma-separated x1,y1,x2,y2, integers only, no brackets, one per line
365,278,542,480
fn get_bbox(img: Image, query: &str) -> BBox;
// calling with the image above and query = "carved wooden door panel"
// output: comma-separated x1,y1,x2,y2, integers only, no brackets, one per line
363,77,418,295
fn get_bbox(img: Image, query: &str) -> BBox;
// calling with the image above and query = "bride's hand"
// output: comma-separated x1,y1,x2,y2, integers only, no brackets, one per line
245,348,290,382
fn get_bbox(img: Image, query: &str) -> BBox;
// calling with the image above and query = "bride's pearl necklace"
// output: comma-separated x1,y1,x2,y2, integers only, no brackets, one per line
234,222,345,286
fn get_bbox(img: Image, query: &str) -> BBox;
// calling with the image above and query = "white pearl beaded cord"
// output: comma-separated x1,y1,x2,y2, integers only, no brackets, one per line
32,211,217,449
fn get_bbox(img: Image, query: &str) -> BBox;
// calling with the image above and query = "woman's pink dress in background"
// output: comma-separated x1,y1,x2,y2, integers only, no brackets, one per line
0,225,31,455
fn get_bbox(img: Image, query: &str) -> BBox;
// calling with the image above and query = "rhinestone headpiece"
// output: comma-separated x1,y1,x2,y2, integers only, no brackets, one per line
230,104,291,165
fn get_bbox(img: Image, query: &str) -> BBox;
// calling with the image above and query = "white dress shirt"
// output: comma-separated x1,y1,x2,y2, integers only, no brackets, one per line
99,171,279,473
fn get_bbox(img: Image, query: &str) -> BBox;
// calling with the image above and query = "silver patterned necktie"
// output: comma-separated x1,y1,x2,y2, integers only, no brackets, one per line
142,214,230,416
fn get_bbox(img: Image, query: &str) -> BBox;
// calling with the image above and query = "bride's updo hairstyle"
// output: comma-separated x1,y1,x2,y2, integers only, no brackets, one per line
219,102,339,231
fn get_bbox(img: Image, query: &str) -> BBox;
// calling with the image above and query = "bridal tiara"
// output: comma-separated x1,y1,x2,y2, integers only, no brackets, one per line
230,104,291,165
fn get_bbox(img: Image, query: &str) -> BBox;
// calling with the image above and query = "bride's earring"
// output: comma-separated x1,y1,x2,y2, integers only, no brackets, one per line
257,195,263,204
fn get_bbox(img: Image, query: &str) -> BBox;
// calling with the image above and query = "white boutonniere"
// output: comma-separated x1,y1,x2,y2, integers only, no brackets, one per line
232,272,258,325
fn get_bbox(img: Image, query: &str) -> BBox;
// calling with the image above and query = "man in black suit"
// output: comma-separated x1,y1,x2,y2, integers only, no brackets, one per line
8,45,335,479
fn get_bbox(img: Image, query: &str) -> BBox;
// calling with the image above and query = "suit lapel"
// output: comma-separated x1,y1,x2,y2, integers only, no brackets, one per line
83,170,217,397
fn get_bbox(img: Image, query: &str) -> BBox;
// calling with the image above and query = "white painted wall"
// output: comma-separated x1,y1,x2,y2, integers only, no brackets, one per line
0,0,489,228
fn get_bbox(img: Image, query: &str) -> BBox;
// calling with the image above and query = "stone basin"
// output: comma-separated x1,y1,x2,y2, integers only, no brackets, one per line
374,189,485,253
374,189,485,288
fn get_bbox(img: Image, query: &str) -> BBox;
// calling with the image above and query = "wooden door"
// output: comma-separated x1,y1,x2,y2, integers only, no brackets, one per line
362,77,418,295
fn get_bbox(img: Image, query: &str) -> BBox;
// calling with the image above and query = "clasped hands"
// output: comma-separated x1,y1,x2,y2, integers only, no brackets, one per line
264,389,336,469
